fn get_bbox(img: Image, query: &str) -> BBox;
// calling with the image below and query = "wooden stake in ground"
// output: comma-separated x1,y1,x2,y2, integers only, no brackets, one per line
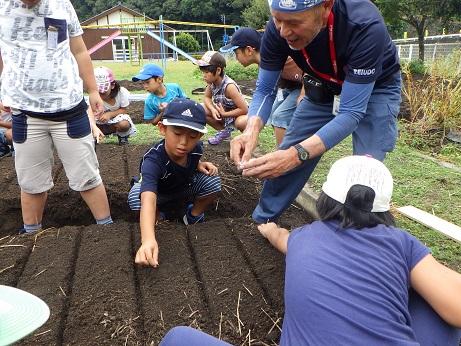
397,205,461,243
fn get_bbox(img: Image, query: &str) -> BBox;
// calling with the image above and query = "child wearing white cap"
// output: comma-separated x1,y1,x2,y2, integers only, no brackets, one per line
159,155,461,345
94,67,137,145
258,155,461,345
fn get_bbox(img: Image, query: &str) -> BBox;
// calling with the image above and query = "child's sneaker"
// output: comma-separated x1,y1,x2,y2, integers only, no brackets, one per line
183,204,205,225
208,128,233,145
118,135,129,146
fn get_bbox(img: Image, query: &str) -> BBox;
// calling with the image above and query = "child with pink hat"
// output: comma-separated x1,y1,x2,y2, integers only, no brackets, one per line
94,67,137,145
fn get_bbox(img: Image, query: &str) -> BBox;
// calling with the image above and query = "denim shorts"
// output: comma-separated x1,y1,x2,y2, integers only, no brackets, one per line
269,88,301,129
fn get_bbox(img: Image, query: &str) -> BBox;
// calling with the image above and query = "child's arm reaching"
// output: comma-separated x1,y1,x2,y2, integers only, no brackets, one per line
197,161,218,176
411,254,461,327
135,191,160,268
87,107,104,143
258,223,289,254
70,36,104,116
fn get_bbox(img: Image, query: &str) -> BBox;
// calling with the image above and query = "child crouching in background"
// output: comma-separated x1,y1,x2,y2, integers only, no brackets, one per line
128,99,221,268
197,51,248,145
94,67,137,145
132,64,187,126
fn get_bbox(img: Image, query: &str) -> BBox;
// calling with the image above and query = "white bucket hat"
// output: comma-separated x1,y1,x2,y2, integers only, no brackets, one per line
322,155,393,212
0,285,50,345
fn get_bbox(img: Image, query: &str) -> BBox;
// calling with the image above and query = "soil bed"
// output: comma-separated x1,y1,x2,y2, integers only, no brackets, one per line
0,140,311,345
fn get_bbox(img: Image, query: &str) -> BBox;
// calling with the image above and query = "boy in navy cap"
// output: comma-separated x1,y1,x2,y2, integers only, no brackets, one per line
132,64,187,125
128,98,221,268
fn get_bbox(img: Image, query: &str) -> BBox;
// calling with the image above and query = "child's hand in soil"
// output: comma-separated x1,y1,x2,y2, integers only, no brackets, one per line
258,222,279,239
258,223,289,254
135,239,159,268
198,161,218,176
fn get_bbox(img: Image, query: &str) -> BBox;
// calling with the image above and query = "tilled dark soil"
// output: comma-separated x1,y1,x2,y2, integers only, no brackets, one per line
0,141,311,345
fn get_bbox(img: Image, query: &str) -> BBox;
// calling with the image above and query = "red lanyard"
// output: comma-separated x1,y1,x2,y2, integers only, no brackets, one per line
301,11,343,85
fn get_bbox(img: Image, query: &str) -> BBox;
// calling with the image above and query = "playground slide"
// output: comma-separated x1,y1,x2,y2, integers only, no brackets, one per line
146,30,198,64
88,30,122,55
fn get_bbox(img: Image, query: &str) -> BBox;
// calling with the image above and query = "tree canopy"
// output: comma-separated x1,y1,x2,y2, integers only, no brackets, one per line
71,0,252,26
72,0,460,60
374,0,461,61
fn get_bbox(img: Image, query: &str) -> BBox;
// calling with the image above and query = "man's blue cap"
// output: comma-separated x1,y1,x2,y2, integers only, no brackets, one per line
162,99,207,134
220,27,262,53
132,64,164,82
271,0,324,12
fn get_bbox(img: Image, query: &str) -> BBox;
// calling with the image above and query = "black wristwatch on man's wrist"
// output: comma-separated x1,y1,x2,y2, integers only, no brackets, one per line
293,144,310,162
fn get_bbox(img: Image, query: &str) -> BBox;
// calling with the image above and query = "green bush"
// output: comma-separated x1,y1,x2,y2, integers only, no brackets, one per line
192,60,259,82
192,67,202,80
174,33,200,54
225,61,259,81
402,59,428,75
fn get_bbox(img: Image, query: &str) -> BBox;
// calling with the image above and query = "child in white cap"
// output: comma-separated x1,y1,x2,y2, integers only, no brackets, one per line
94,67,137,145
159,155,461,345
258,155,461,345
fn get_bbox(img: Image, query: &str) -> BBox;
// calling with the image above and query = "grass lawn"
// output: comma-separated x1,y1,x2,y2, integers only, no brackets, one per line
96,61,461,272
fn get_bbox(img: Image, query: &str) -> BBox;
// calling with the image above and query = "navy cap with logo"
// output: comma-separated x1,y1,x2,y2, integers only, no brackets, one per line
271,0,324,12
220,27,262,53
162,99,208,134
132,64,164,82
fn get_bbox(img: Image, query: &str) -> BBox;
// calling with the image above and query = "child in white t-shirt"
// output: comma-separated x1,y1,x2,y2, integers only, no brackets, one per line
94,67,137,145
0,0,112,233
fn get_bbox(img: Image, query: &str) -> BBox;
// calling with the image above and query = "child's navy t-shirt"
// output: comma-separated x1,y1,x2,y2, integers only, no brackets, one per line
281,220,430,345
261,0,400,89
139,139,202,196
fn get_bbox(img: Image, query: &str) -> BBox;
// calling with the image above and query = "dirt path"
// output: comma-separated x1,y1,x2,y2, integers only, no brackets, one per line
0,143,311,345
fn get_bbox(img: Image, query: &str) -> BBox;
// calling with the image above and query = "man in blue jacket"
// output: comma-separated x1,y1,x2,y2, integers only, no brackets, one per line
231,0,401,223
